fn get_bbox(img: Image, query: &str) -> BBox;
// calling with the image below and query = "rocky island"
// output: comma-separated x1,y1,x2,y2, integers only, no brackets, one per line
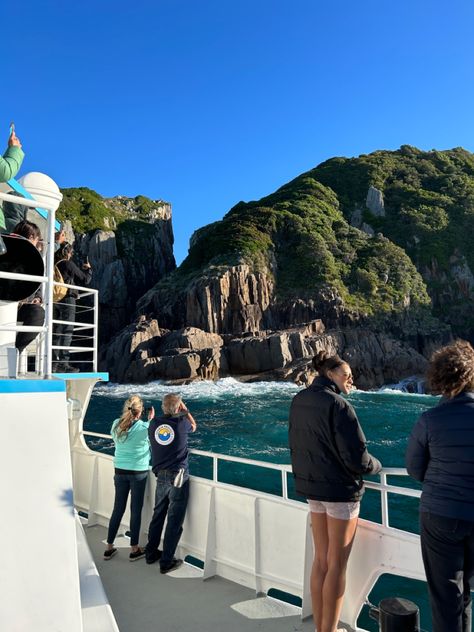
58,146,474,389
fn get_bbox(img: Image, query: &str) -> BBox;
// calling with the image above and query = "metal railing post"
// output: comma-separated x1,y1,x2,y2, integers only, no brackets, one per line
44,207,56,378
93,289,98,371
380,472,389,527
213,456,218,482
282,470,288,500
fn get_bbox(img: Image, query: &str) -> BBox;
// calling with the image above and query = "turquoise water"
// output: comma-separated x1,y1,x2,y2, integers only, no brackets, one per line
84,378,438,631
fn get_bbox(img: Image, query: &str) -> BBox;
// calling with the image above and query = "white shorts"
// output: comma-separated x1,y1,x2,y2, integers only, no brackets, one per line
307,499,360,520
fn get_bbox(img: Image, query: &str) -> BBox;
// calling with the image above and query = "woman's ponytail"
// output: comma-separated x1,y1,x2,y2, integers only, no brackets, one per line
116,395,143,440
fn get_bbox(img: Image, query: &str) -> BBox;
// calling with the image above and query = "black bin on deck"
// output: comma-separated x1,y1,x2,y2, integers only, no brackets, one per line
0,234,44,302
370,597,420,632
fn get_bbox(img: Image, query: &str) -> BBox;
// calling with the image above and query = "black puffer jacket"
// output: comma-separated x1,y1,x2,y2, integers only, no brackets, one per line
289,376,382,501
56,259,92,299
406,392,474,520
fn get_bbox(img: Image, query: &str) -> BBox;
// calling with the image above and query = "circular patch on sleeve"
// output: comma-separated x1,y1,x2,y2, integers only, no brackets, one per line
155,424,175,445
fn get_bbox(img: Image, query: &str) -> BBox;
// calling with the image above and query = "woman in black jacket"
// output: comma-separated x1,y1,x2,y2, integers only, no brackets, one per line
406,340,474,632
289,350,381,632
52,242,92,372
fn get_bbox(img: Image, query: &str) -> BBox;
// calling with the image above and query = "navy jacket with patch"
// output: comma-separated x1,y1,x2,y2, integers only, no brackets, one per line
149,414,193,474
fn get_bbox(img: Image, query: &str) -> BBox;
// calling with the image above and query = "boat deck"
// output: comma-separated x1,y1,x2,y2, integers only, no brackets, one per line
84,525,355,632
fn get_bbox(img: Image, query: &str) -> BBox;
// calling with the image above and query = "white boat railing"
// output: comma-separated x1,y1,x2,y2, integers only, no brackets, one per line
81,429,420,529
74,426,426,627
0,189,99,375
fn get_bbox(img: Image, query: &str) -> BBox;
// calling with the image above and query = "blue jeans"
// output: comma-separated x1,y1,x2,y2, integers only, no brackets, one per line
107,472,148,546
421,511,474,632
146,470,189,567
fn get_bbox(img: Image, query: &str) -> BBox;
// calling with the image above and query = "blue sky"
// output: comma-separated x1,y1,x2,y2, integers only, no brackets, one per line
4,0,474,263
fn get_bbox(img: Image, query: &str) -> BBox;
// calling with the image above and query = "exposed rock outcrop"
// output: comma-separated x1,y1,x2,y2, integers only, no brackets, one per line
138,264,274,334
366,186,385,216
103,316,427,390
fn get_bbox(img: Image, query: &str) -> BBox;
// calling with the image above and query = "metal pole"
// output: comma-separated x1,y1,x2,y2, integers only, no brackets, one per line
381,472,389,527
44,208,56,378
93,289,98,372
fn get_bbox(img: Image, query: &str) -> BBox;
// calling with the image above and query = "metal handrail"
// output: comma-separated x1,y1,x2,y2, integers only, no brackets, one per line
80,429,419,528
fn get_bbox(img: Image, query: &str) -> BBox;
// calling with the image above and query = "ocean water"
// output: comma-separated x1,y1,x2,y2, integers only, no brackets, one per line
85,378,438,631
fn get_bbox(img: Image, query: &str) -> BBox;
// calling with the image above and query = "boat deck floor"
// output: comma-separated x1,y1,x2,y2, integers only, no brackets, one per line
85,525,355,632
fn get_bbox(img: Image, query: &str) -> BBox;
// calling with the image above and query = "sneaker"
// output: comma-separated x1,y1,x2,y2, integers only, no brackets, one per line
103,548,117,560
54,363,80,373
129,548,145,562
160,558,183,574
63,364,80,373
145,549,162,565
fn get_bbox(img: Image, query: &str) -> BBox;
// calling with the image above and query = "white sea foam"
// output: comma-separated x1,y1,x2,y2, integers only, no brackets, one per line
376,387,436,400
92,377,301,401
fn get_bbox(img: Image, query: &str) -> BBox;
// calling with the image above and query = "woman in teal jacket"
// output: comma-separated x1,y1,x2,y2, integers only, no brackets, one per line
104,395,155,561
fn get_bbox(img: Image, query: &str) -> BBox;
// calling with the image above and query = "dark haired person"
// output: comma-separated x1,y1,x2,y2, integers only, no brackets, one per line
104,395,155,561
289,350,382,632
406,340,474,632
12,221,45,359
52,242,92,372
145,393,197,573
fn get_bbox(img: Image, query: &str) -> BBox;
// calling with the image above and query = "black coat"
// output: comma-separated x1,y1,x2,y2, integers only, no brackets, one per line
406,391,474,520
289,376,382,502
56,259,92,298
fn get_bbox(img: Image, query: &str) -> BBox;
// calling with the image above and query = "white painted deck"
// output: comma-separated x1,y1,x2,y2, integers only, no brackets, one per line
84,523,333,632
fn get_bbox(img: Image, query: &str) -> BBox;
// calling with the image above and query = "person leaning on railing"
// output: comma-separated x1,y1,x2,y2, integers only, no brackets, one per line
406,340,474,632
52,242,92,373
145,393,197,573
104,395,155,562
11,220,45,359
289,350,382,632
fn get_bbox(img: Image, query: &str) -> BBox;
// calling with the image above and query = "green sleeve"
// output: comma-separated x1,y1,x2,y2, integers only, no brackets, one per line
0,146,25,182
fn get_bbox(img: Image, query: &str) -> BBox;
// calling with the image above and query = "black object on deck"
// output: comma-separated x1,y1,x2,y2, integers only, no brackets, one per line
0,234,44,301
369,597,420,632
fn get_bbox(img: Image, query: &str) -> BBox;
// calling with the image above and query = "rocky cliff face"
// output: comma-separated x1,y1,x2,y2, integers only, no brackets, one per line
58,193,176,342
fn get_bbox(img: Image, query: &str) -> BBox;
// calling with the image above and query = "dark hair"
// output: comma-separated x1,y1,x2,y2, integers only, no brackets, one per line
427,339,474,398
312,350,346,376
12,220,42,243
55,242,73,262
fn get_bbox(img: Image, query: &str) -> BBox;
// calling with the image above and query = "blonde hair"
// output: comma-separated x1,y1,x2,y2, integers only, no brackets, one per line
116,395,143,439
162,393,182,416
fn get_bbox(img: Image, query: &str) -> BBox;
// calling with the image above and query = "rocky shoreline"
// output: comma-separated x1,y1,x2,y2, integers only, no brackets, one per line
101,318,431,390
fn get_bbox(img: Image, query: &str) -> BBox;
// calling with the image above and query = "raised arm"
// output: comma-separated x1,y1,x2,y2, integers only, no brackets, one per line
0,132,25,182
178,401,197,432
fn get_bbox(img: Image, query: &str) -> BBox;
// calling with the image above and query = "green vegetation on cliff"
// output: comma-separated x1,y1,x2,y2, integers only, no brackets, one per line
58,188,169,233
312,146,474,271
310,146,474,330
177,155,434,320
58,188,111,232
